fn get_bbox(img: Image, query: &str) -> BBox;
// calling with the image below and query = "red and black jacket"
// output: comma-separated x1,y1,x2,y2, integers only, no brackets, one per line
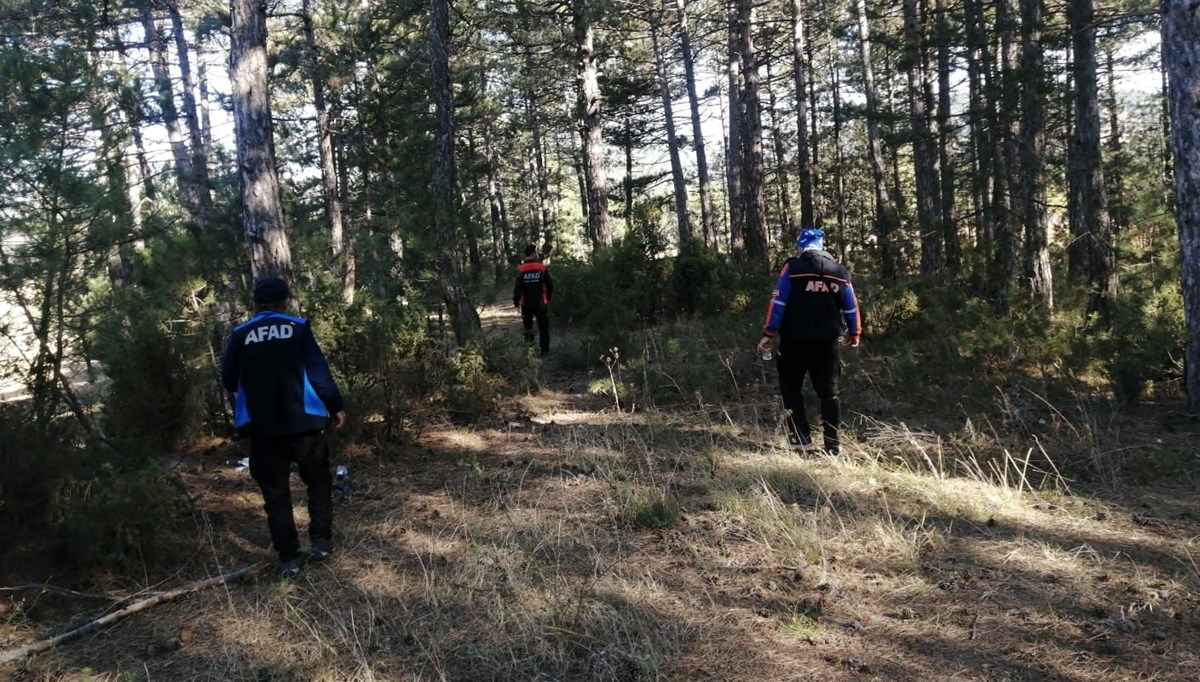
514,258,553,308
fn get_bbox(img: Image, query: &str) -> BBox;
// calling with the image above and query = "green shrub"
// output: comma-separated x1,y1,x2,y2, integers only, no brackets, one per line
628,492,680,530
667,238,739,317
54,451,185,568
0,411,184,572
100,318,202,449
1100,281,1185,405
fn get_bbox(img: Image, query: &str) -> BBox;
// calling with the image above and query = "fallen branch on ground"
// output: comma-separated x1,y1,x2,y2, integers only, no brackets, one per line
0,563,263,665
0,584,143,602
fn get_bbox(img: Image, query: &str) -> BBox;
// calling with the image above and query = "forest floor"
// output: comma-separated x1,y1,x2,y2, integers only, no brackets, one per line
2,294,1200,681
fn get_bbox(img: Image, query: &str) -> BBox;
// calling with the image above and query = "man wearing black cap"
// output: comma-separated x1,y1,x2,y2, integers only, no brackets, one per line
221,277,346,577
757,229,861,455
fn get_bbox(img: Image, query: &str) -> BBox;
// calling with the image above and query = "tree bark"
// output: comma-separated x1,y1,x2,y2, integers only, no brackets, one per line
482,104,508,282
791,0,814,231
140,1,205,229
429,0,481,343
1067,0,1116,317
524,47,555,244
903,0,943,275
1020,0,1052,307
736,0,768,265
301,0,354,304
764,58,794,243
829,36,846,244
165,0,212,214
726,1,745,261
623,115,634,232
676,0,716,248
651,21,693,245
989,0,1019,313
935,0,960,271
230,0,291,279
1104,44,1127,233
964,0,992,256
573,0,612,250
112,32,156,232
1163,0,1200,408
197,53,214,173
855,0,900,279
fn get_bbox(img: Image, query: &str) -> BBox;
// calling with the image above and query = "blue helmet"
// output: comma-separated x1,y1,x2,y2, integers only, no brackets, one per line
797,228,825,250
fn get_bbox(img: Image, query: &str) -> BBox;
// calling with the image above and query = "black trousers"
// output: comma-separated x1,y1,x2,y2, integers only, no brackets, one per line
777,338,841,450
249,431,333,562
521,304,550,353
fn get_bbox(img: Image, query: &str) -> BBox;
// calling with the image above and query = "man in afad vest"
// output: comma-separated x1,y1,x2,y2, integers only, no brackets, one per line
756,229,861,455
513,244,554,356
221,277,346,577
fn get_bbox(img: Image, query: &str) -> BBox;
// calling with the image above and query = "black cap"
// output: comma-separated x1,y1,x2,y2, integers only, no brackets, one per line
252,276,290,305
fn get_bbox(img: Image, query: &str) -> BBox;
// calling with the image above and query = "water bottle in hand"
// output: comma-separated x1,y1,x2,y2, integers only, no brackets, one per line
761,348,773,362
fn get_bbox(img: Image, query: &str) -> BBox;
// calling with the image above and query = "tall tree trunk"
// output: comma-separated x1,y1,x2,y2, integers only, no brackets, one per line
197,53,214,172
964,0,992,256
1068,0,1116,317
855,0,900,279
726,3,745,261
482,104,508,282
230,0,291,279
572,127,590,237
765,59,794,243
791,0,814,230
989,0,1019,313
829,37,846,243
651,21,694,244
1160,33,1172,186
736,0,768,265
112,33,156,222
624,116,634,232
1163,0,1200,408
676,0,715,248
88,48,134,292
573,0,612,249
935,0,960,271
1020,0,1052,307
886,65,907,219
1104,43,1127,233
904,0,943,275
140,1,204,228
429,0,480,342
165,0,212,215
525,52,555,242
301,0,354,304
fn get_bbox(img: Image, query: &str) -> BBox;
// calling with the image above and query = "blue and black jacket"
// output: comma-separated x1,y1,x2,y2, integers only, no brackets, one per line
221,310,344,438
763,250,861,341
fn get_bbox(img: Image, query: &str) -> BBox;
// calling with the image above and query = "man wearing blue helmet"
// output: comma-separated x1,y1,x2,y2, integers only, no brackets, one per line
756,229,861,454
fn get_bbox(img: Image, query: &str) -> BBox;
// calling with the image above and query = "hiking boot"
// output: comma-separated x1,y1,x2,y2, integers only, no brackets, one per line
308,538,334,563
277,554,307,578
823,444,841,456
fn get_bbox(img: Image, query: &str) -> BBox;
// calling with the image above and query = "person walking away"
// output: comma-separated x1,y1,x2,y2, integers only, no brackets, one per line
756,229,861,454
221,277,347,577
514,244,554,356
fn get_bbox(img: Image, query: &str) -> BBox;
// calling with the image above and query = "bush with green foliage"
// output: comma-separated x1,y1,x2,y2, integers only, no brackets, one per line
1100,280,1185,405
98,316,207,449
0,410,184,571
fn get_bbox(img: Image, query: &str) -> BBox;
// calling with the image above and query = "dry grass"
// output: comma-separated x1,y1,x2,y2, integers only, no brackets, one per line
3,308,1199,681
